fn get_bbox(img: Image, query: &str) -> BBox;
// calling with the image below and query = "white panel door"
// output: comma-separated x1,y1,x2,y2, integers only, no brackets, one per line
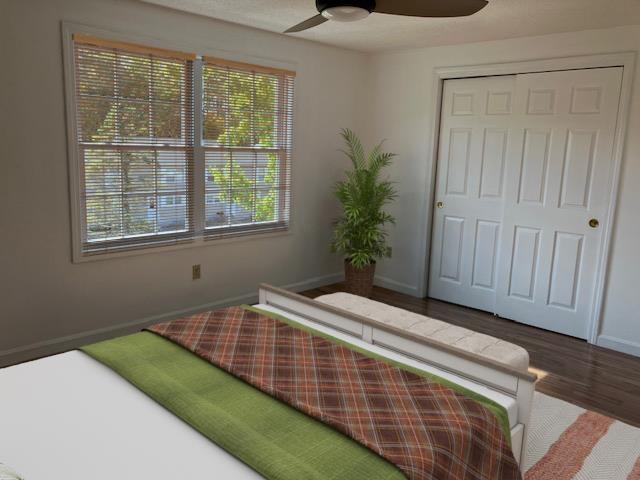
495,67,623,338
429,76,515,312
429,68,622,339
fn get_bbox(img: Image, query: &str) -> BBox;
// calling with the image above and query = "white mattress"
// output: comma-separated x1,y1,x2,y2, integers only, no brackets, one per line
0,304,517,480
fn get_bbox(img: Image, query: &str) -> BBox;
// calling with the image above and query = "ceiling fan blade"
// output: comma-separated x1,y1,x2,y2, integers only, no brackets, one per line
284,14,329,33
374,0,488,17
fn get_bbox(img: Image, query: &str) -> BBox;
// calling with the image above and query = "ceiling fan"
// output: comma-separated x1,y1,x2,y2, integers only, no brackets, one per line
285,0,489,33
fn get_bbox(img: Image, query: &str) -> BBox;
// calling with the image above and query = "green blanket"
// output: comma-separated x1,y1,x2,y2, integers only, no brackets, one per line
82,306,511,480
83,332,404,480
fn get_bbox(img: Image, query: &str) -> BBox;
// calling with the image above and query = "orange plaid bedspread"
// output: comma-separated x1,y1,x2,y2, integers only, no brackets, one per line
149,306,521,480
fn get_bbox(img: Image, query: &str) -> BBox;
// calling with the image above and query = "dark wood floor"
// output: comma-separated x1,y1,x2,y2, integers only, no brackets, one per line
301,283,640,428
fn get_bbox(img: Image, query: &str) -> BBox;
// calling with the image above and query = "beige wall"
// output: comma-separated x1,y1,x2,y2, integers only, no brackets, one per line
0,0,367,364
364,25,640,356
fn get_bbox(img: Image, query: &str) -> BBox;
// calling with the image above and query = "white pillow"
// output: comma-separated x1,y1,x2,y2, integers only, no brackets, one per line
0,464,22,480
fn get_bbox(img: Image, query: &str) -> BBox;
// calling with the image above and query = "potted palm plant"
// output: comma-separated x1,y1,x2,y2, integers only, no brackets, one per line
331,129,397,298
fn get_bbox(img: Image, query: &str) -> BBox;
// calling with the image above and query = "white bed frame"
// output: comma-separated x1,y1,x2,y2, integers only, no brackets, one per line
258,284,537,465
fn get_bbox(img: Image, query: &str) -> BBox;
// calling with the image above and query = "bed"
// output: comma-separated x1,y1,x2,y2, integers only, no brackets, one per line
0,284,536,479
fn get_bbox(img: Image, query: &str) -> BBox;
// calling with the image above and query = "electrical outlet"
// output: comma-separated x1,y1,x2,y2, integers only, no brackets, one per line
192,264,201,280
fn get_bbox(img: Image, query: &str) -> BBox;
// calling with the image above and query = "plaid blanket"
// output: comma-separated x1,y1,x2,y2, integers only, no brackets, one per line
149,306,521,480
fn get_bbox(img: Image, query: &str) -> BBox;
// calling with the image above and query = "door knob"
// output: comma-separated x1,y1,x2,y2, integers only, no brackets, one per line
436,201,444,209
589,218,600,229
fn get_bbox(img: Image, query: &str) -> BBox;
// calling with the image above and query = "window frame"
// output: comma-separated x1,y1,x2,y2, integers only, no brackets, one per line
200,57,293,240
62,24,296,262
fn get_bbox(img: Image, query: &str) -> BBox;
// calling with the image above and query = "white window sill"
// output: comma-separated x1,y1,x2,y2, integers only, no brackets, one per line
71,228,293,264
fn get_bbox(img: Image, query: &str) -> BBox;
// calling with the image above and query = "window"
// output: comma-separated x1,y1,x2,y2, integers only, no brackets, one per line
69,33,294,257
202,58,293,235
73,35,195,254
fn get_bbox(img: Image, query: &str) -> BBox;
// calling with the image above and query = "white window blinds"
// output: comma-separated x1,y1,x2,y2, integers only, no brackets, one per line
202,58,294,237
70,34,295,258
73,35,195,255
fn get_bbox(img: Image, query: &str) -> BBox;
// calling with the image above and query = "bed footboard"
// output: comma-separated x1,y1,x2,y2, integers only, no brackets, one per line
258,284,537,465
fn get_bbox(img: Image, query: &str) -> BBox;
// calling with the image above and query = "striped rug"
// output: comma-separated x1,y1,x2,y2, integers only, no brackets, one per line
524,392,640,479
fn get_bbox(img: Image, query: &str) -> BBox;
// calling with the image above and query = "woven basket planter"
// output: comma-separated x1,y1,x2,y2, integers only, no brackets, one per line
344,259,376,298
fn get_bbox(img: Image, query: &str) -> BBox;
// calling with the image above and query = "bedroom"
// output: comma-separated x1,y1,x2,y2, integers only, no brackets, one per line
2,0,640,478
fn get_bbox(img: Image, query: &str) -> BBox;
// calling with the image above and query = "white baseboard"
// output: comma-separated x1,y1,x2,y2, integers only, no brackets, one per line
282,272,343,293
0,272,343,368
597,335,640,358
374,275,421,297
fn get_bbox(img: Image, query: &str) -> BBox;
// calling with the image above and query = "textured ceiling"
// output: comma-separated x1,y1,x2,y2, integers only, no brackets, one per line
141,0,640,52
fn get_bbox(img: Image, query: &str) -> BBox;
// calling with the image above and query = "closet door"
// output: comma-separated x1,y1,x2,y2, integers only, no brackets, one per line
494,67,623,339
429,76,515,312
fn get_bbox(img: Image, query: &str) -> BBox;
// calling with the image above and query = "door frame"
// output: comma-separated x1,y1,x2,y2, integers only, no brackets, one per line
419,52,636,344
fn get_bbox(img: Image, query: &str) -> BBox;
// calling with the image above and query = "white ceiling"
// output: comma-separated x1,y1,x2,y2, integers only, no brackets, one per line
141,0,640,52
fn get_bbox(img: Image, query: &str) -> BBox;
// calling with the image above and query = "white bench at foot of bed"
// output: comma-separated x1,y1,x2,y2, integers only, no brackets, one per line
258,284,538,465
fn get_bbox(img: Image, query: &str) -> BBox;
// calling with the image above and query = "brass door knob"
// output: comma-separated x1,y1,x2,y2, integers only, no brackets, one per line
589,218,600,229
436,201,444,209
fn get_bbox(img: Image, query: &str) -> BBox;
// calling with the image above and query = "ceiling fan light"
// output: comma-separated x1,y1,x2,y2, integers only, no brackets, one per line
321,6,370,22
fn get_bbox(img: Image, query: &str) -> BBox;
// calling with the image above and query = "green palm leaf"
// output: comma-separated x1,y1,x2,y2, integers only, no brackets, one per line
331,129,397,269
